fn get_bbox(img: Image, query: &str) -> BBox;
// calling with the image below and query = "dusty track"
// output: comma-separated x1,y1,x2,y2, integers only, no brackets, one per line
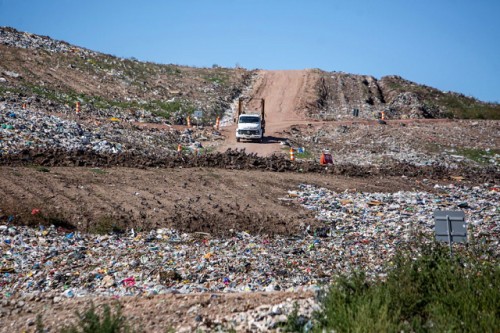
214,70,461,158
217,70,320,155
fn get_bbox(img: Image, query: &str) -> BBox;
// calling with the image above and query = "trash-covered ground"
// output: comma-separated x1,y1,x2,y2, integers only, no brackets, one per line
1,26,499,332
1,179,498,331
0,103,226,156
289,119,500,169
2,101,499,175
0,26,98,56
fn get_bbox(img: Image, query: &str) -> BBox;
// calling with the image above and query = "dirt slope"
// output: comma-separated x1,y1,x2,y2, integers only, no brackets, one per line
0,166,428,237
216,70,321,156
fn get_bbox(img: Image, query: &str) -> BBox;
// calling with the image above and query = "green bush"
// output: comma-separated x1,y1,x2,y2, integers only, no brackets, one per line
60,302,136,333
311,243,500,332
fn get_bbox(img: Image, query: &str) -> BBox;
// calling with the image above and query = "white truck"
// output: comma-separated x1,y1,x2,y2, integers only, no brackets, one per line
235,98,266,143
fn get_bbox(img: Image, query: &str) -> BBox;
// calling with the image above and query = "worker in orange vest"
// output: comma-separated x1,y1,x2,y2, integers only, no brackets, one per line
320,150,333,165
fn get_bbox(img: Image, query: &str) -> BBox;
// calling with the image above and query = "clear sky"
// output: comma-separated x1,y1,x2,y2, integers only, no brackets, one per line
1,0,499,102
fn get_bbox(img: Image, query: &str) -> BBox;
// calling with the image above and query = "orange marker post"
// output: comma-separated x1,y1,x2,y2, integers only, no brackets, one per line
187,116,191,127
215,116,220,130
76,101,81,116
289,147,295,161
381,111,386,120
177,144,182,154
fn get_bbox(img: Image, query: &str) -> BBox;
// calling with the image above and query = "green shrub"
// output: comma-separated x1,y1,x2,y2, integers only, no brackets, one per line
60,302,136,333
281,302,311,332
453,148,500,164
312,243,500,332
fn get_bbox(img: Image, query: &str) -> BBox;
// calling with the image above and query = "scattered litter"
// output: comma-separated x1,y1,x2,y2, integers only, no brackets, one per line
0,184,497,303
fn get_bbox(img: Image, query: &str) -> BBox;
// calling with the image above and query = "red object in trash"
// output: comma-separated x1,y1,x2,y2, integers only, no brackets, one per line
31,208,41,215
123,277,136,287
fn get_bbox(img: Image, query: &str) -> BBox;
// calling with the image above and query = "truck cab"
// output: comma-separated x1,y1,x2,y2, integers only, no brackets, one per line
236,114,263,142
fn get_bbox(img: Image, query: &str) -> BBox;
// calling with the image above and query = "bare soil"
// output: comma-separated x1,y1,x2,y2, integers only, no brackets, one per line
0,166,434,237
2,291,315,333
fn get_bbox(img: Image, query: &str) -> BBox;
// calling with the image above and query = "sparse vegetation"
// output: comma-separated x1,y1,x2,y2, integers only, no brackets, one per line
204,70,230,86
381,76,500,119
294,149,313,160
454,148,500,164
59,301,137,333
90,168,108,175
35,166,50,172
1,37,251,126
309,242,500,333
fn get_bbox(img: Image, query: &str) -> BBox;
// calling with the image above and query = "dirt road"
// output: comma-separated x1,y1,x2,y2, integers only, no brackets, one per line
214,70,457,158
216,70,320,156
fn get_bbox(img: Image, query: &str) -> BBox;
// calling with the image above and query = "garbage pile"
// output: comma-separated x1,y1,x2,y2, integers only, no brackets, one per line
207,297,318,332
295,120,500,169
0,106,124,155
0,102,224,156
293,182,499,265
1,184,497,302
0,26,98,58
387,91,441,118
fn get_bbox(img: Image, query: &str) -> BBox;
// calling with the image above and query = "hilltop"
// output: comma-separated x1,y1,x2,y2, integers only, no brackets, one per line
1,26,499,125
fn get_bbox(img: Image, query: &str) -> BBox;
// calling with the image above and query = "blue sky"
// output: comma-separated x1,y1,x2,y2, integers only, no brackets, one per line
1,0,499,102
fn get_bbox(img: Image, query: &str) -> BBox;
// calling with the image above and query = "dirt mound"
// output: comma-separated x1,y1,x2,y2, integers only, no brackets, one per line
1,148,498,182
313,72,500,120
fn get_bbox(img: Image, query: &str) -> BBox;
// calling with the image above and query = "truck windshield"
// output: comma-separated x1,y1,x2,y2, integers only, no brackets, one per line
239,116,260,123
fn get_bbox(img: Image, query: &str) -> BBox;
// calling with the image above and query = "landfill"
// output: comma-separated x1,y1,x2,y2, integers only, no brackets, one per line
1,183,497,300
1,182,498,331
0,103,223,157
292,120,500,169
1,25,499,332
0,26,98,57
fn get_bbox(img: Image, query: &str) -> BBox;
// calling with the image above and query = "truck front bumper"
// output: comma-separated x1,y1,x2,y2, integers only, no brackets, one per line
236,129,262,140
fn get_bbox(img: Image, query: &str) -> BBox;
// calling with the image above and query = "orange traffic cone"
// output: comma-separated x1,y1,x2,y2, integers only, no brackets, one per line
289,147,295,161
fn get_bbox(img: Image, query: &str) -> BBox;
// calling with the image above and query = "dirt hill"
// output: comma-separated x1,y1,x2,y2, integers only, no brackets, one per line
313,72,500,120
0,27,253,124
1,26,499,126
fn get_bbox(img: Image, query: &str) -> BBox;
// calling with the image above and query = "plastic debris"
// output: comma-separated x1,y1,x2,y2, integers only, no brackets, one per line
0,183,497,301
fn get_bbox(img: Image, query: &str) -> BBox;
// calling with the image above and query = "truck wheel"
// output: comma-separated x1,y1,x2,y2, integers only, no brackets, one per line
236,138,240,142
